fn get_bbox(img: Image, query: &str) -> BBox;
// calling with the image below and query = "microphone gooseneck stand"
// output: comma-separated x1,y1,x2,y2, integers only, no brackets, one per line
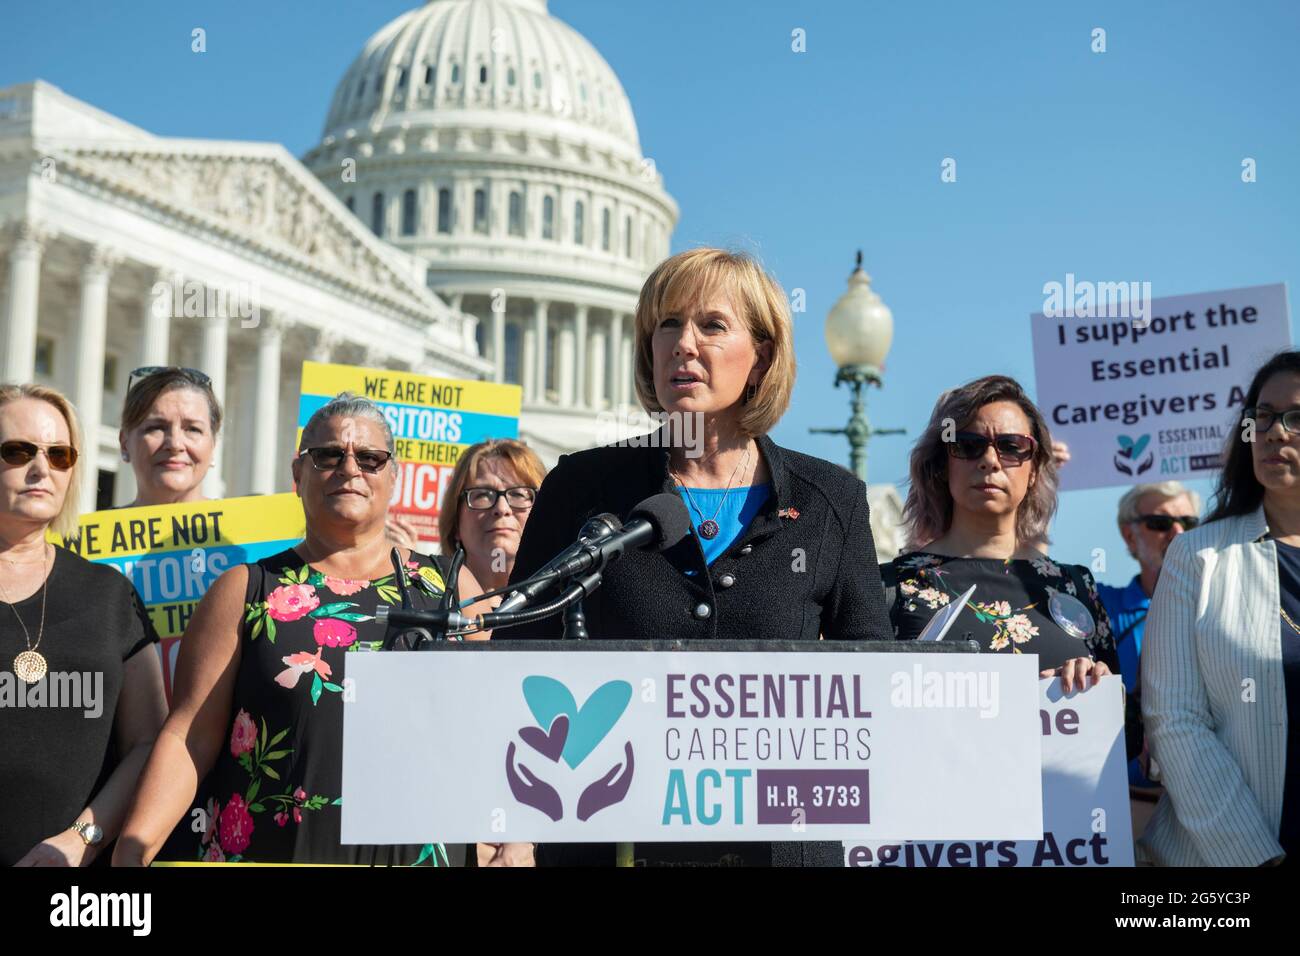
378,565,604,648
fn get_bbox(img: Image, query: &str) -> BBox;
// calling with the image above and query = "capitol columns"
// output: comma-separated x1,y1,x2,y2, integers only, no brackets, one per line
199,301,229,499
533,299,550,404
250,313,284,495
491,297,506,384
587,314,607,409
521,322,537,404
310,327,343,365
141,267,181,369
74,244,123,512
622,314,635,406
573,304,589,407
2,220,52,384
621,312,637,405
610,311,630,408
557,313,576,407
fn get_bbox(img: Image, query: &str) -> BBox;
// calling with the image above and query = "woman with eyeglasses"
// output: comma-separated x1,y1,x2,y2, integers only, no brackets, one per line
885,375,1119,690
118,367,222,507
435,439,546,641
1140,350,1300,866
0,384,167,866
115,392,465,866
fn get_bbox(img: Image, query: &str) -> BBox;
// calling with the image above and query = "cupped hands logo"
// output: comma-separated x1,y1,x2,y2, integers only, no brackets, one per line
506,676,634,822
1114,433,1153,476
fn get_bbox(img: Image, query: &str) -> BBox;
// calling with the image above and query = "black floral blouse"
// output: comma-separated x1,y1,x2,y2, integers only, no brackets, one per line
162,548,466,866
882,551,1120,673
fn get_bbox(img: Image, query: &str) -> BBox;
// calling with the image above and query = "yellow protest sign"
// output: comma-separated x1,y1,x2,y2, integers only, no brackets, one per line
53,494,306,699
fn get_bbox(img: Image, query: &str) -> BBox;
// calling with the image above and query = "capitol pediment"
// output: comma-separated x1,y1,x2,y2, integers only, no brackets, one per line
46,142,442,318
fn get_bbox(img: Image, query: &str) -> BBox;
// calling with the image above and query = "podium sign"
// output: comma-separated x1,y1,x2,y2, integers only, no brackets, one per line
340,643,1043,844
845,676,1134,866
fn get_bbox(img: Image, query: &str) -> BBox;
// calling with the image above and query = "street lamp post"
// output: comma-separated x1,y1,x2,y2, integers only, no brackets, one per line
810,252,903,483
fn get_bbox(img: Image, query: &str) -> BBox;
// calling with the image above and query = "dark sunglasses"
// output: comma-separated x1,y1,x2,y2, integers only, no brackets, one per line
946,431,1038,464
127,366,212,394
1243,406,1300,436
463,486,536,511
1135,514,1199,533
0,440,79,471
298,445,394,474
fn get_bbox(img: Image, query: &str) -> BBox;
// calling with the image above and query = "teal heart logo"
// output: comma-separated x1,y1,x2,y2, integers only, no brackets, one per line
521,676,632,770
1117,434,1150,459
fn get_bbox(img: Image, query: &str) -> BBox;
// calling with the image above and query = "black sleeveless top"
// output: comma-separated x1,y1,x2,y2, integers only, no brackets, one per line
170,547,465,865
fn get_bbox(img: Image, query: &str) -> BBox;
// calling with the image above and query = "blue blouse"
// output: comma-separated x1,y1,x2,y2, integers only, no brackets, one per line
675,483,772,568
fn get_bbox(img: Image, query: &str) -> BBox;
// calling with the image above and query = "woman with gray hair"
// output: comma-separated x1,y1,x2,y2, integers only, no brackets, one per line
115,392,464,865
884,375,1119,690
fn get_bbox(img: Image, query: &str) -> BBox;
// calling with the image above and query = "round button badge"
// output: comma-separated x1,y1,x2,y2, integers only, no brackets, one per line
1047,588,1095,640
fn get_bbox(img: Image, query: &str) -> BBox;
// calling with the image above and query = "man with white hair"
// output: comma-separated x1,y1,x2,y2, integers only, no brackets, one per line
1097,481,1202,795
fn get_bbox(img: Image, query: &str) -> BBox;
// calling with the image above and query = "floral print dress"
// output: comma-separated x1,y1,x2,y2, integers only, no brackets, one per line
883,551,1120,673
171,547,465,866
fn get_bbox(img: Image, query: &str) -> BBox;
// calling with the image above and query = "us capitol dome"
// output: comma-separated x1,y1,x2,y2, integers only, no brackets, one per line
304,0,679,461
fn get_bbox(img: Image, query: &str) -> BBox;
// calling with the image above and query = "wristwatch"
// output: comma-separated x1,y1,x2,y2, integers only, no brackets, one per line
70,822,104,846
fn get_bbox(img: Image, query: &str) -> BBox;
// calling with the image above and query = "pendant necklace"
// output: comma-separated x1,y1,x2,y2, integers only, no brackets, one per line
671,445,751,541
0,544,52,683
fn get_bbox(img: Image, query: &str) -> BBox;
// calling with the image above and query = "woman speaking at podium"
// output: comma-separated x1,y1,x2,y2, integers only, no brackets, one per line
506,248,893,866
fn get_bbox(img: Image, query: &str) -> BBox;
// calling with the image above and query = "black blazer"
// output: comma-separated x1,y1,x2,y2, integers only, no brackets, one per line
506,429,893,642
505,429,891,867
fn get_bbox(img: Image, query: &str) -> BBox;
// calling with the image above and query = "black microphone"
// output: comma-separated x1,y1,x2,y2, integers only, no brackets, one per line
496,513,622,613
376,606,472,633
541,493,691,581
376,495,692,635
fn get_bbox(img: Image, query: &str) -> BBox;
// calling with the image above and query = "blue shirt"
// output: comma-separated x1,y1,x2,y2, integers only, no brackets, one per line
675,483,772,569
1097,575,1153,788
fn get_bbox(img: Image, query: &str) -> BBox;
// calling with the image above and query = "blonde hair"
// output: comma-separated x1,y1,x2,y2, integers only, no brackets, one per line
439,438,548,556
632,247,795,438
0,383,85,539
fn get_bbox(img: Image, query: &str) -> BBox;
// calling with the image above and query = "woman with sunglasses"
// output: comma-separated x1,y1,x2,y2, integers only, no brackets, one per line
115,392,464,866
885,375,1119,691
1140,350,1300,866
0,384,167,866
118,367,222,508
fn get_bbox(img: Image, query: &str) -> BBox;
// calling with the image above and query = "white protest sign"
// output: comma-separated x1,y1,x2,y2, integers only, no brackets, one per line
845,676,1132,867
340,650,1042,844
1030,282,1290,491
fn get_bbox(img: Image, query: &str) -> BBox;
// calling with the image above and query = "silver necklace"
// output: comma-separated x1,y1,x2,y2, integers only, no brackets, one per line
671,445,751,540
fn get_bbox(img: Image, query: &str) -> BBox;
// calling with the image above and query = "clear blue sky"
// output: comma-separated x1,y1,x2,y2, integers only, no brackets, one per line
6,0,1299,584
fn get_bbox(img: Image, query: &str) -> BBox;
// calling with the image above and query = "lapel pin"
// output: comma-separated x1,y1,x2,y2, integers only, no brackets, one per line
778,507,800,520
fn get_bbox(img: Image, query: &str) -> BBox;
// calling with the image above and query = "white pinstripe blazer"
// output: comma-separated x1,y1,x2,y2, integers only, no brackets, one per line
1138,505,1289,866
